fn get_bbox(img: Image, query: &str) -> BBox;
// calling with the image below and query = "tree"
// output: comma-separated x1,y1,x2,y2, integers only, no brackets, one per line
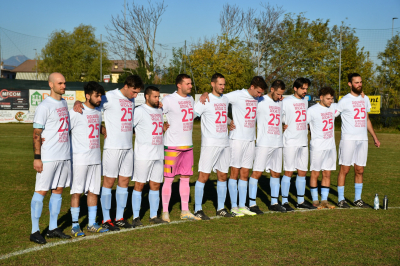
117,47,154,84
261,14,374,96
106,0,167,82
185,35,255,94
159,47,184,85
39,24,111,82
377,34,400,108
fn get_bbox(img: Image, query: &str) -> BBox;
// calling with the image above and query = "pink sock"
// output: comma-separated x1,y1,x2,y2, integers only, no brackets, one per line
162,178,173,212
179,178,190,211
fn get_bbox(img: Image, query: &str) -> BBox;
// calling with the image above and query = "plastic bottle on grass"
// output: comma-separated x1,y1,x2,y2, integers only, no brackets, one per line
374,194,379,210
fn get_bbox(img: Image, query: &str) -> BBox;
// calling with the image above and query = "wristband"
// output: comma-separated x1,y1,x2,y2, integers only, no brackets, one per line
34,154,41,160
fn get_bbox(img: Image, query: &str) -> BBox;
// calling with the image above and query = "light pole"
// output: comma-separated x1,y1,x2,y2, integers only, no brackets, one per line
33,49,37,80
393,17,398,38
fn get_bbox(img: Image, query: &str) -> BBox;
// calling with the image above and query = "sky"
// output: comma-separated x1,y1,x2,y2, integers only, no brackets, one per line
0,0,399,63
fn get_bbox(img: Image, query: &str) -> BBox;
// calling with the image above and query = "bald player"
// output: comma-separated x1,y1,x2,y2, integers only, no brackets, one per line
30,73,72,244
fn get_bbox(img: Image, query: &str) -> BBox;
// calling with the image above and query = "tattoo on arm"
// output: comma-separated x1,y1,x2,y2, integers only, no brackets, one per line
33,129,43,155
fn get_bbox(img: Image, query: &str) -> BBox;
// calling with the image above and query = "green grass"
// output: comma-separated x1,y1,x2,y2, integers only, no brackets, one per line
0,122,399,265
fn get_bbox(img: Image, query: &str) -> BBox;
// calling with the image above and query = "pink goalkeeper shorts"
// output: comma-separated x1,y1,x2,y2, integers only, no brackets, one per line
164,146,194,177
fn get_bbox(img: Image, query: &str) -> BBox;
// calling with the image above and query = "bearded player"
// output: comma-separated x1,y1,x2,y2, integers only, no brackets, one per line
250,80,287,213
335,73,380,208
74,75,144,230
131,86,168,225
161,74,200,222
193,73,232,220
30,72,72,244
281,78,316,210
69,82,109,236
307,86,337,209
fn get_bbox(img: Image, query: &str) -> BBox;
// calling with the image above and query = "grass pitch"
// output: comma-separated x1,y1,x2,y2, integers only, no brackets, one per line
0,123,399,265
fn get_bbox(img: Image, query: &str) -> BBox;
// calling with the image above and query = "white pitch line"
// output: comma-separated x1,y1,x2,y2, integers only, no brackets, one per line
1,206,399,261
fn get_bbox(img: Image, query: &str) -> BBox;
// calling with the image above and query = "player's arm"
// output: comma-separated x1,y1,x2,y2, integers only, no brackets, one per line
367,113,380,147
199,92,210,104
33,128,43,173
100,125,107,139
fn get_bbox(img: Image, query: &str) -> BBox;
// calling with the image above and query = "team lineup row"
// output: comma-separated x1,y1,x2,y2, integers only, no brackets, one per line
29,72,380,244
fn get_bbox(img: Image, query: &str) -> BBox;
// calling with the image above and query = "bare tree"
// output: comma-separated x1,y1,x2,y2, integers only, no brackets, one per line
220,3,244,38
255,3,285,77
106,0,167,78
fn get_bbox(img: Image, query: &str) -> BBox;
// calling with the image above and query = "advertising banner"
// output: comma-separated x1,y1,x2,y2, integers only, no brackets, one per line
29,89,76,111
76,90,86,102
0,89,29,110
0,110,35,123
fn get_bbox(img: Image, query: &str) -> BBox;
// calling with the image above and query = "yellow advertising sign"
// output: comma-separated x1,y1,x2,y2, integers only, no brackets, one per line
338,95,380,114
76,91,86,102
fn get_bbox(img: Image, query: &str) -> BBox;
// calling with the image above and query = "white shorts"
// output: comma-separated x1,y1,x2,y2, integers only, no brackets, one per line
230,139,255,169
310,148,337,171
132,159,163,183
35,160,71,191
339,140,368,167
70,164,102,195
283,146,308,172
253,147,283,173
103,149,133,178
198,146,231,174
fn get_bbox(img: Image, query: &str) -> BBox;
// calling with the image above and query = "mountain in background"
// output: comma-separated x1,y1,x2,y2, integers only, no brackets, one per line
3,55,30,67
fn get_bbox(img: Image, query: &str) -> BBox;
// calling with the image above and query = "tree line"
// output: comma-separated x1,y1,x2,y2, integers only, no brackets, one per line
37,1,400,108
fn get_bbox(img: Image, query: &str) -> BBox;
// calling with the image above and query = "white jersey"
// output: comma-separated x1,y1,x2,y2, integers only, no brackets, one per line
194,94,229,147
225,89,258,141
307,103,337,151
256,95,283,148
133,104,164,160
33,96,70,161
98,89,135,149
336,93,371,141
69,104,102,165
282,95,309,147
162,92,194,146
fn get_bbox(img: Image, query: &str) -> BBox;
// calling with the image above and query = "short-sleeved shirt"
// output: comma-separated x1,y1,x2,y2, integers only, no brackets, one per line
282,95,309,147
194,93,229,147
256,95,283,148
336,93,371,141
69,104,102,165
97,89,135,149
224,89,258,141
133,104,164,160
33,96,70,161
307,103,337,151
162,92,195,146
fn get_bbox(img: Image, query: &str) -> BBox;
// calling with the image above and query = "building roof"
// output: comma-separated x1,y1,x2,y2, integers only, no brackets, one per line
10,59,139,74
10,60,37,73
110,60,138,73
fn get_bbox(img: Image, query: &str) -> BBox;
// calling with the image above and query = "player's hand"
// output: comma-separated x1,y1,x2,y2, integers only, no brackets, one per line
374,138,380,148
229,120,236,131
163,122,170,132
283,125,288,131
158,101,163,109
101,126,107,139
199,92,209,104
34,159,43,173
73,101,84,114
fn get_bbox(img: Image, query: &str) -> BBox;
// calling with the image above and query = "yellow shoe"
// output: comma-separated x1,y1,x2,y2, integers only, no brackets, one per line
313,200,323,209
180,210,201,220
321,200,336,209
161,212,170,223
